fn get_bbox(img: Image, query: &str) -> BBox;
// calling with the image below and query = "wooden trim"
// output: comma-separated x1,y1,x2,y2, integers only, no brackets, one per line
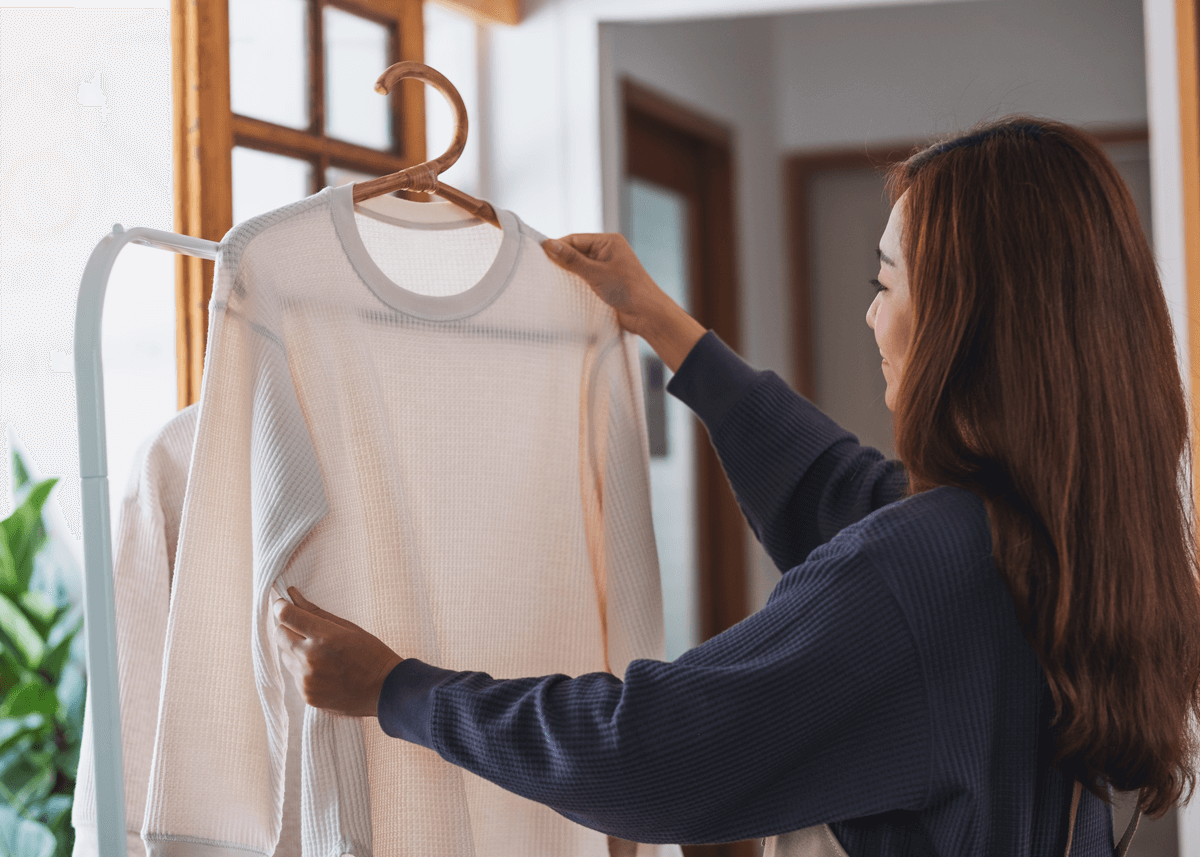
172,0,233,408
1180,0,1200,508
624,82,752,857
397,0,428,168
174,0,425,406
784,143,914,402
232,114,418,174
783,127,1151,407
623,78,732,148
430,0,521,26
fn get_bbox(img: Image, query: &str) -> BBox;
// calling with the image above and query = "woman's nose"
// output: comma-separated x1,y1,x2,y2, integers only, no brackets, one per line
866,297,878,329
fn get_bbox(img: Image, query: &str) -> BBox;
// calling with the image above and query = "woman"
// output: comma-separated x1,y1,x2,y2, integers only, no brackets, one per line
273,116,1200,855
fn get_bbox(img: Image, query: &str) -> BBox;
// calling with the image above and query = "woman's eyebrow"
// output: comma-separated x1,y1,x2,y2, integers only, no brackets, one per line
877,248,896,268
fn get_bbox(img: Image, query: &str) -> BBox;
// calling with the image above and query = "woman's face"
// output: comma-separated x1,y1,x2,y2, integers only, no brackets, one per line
866,197,913,412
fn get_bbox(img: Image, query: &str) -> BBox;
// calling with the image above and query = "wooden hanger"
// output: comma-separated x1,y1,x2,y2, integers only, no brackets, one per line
351,61,500,229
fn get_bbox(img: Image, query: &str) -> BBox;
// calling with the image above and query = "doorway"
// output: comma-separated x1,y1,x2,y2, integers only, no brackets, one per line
622,79,755,857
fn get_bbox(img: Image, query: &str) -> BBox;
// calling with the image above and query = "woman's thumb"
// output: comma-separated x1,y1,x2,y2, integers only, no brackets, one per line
289,586,320,613
543,237,590,275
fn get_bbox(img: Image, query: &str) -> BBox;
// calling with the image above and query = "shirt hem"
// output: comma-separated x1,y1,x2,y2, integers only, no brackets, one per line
143,833,270,857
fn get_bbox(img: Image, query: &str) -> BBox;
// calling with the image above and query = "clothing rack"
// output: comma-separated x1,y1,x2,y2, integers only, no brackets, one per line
73,61,500,857
75,223,220,857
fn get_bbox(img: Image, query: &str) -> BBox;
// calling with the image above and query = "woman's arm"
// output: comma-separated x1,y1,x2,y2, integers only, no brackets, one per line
670,331,905,570
544,234,906,570
376,540,931,844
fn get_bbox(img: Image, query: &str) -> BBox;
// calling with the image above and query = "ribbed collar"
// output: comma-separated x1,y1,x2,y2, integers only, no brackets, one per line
328,182,520,321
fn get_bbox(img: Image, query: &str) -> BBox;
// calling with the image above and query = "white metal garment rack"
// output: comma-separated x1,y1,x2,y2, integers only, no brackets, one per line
74,223,221,857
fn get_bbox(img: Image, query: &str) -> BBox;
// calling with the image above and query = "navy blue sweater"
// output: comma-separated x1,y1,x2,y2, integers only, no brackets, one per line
377,331,1116,856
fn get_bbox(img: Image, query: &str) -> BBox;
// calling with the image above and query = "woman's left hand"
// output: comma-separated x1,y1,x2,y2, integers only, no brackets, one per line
272,586,404,717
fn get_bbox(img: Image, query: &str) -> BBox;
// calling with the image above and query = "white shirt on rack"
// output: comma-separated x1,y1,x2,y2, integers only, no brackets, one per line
140,185,675,857
71,404,308,857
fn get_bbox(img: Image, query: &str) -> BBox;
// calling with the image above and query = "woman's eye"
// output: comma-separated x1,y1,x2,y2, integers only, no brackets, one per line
869,278,886,294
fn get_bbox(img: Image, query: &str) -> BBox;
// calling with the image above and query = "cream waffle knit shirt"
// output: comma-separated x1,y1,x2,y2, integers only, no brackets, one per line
71,405,308,857
141,184,671,857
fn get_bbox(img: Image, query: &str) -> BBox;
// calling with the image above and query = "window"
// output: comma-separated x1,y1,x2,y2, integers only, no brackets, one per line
174,0,425,406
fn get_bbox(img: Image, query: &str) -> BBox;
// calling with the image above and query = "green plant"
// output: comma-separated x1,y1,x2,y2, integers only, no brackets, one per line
0,472,84,857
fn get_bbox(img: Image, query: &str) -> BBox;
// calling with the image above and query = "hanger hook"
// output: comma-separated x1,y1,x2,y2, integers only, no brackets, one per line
352,62,467,200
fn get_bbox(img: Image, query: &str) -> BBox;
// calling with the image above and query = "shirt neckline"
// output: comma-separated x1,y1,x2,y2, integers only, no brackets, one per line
328,182,521,321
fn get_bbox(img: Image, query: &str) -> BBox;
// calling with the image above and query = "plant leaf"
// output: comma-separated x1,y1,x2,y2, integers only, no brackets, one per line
53,740,79,783
0,539,16,602
17,591,56,639
31,793,72,831
0,748,55,814
0,715,45,756
38,616,81,680
0,592,44,669
1,479,56,592
0,803,55,857
10,750,55,809
55,667,84,735
0,678,57,720
0,648,22,694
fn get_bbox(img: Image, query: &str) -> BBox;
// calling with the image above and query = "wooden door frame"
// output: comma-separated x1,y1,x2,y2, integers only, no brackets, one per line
784,126,1151,407
623,78,746,645
1178,0,1200,512
622,78,753,857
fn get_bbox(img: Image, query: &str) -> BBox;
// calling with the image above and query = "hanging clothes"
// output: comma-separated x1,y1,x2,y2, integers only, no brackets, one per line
71,404,307,857
140,184,675,857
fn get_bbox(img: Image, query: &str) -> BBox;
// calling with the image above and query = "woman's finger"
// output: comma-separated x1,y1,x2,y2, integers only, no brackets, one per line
289,586,317,609
288,587,361,631
274,597,323,639
275,621,305,647
543,237,597,278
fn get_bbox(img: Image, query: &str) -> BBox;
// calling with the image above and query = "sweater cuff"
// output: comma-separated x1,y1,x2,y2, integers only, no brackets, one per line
667,330,765,429
377,658,459,748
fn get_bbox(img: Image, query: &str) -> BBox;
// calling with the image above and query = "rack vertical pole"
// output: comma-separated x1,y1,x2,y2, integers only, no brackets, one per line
74,225,219,857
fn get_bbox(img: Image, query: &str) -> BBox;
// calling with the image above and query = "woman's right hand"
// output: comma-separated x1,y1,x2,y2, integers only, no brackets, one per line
543,233,706,372
542,233,662,337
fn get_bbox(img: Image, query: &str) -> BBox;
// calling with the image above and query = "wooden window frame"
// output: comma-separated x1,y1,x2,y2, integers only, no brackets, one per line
171,0,425,408
785,126,1151,407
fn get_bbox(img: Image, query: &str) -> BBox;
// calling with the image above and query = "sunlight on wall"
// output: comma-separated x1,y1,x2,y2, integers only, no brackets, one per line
0,8,175,565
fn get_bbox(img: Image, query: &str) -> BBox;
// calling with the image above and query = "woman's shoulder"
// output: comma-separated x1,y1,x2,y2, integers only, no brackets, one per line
818,485,992,570
818,486,1014,634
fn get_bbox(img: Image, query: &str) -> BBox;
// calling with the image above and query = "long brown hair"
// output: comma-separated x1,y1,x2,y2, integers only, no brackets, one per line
886,116,1200,817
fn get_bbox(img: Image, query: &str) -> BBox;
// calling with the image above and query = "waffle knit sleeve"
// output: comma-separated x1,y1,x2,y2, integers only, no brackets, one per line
142,244,328,857
72,407,197,857
594,329,665,674
378,531,931,844
666,331,908,571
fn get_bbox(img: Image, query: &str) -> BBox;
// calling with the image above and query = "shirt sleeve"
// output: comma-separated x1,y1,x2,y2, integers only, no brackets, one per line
72,416,191,857
142,247,327,857
593,329,665,675
377,536,932,845
666,331,907,572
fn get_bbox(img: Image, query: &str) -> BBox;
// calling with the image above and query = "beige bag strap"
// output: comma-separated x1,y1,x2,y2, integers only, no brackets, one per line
1063,780,1143,857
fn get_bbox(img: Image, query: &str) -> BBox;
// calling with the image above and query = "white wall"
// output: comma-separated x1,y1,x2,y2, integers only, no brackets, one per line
600,17,787,375
772,0,1148,152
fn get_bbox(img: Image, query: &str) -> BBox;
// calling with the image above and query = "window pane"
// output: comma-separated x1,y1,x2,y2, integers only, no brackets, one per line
232,146,312,224
423,1,480,195
626,178,698,662
229,0,309,130
325,164,376,188
324,7,391,150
